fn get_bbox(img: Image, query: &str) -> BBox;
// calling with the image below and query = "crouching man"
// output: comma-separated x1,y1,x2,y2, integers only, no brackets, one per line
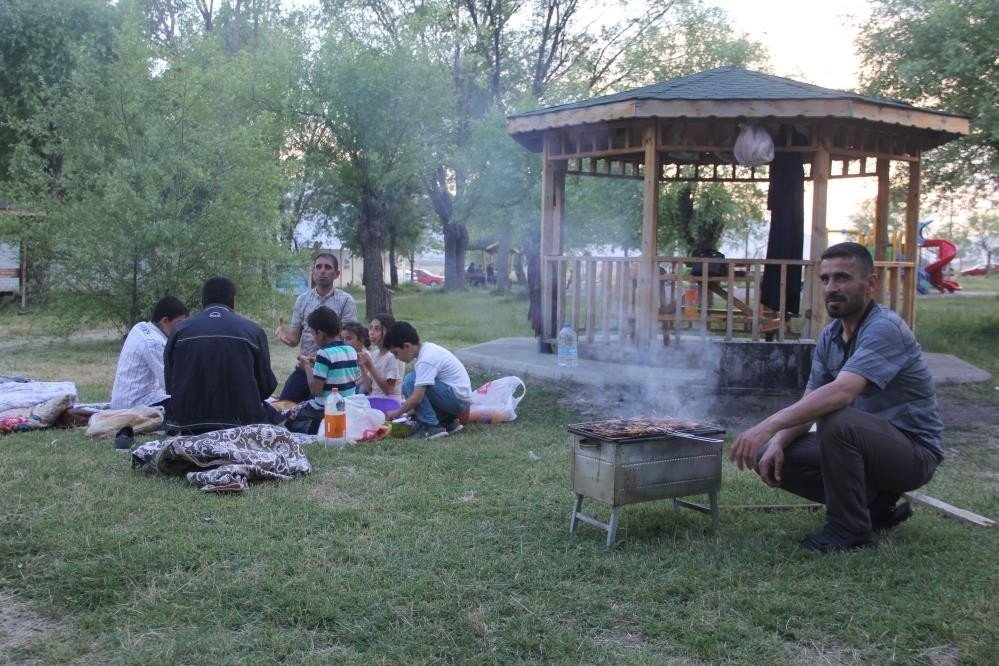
729,242,943,553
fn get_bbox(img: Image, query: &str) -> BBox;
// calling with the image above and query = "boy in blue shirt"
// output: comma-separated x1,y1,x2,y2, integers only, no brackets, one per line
286,307,359,434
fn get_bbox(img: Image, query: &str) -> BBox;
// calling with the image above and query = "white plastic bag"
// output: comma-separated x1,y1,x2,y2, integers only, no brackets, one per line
344,395,389,443
733,123,774,166
464,376,527,424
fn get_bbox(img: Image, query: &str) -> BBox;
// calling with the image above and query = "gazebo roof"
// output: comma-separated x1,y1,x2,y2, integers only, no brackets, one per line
508,66,969,152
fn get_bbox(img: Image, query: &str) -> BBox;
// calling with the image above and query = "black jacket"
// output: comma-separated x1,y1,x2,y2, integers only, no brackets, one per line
164,304,279,434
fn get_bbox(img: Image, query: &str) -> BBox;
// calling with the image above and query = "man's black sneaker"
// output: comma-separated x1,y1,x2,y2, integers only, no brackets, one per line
798,527,874,554
114,426,135,452
444,419,464,435
871,501,913,532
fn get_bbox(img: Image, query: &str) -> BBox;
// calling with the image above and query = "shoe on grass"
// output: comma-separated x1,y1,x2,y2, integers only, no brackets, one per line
871,501,913,532
798,526,874,554
114,426,135,452
407,422,448,440
444,419,464,435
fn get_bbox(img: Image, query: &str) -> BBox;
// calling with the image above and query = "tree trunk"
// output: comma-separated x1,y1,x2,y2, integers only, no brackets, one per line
388,234,399,287
359,195,388,320
496,224,512,291
443,221,468,290
513,250,526,284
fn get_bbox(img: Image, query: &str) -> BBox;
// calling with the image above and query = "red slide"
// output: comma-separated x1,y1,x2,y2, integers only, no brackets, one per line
923,239,961,293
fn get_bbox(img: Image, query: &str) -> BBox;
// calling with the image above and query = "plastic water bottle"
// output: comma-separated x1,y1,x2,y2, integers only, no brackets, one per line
557,321,578,367
321,388,347,447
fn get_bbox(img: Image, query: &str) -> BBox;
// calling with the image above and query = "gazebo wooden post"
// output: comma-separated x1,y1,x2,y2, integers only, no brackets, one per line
806,133,831,338
904,160,921,329
875,158,891,302
540,132,567,345
636,122,661,347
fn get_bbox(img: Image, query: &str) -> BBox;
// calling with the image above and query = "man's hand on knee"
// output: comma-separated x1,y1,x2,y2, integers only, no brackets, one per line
729,423,772,471
758,444,784,487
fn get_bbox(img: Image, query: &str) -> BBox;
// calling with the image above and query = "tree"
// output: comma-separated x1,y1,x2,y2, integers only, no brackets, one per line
965,212,999,272
0,0,118,184
7,10,293,330
857,0,999,197
300,36,453,317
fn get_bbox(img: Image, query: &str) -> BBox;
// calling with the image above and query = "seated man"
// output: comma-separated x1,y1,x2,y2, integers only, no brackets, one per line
383,321,472,439
273,253,357,403
110,296,189,409
164,276,283,435
729,242,943,553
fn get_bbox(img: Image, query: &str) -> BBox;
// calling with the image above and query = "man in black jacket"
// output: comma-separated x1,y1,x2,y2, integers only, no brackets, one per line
164,276,282,434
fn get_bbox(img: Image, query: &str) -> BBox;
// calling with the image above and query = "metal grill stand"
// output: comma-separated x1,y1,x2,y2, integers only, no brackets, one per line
569,433,722,547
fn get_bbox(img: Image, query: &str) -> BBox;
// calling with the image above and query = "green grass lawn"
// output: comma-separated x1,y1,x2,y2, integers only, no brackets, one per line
1,286,997,663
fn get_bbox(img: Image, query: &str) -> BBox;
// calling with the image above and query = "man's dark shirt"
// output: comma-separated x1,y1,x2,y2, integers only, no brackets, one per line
164,304,278,434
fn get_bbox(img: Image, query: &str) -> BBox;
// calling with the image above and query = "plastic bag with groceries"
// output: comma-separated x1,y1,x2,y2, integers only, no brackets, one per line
461,376,527,424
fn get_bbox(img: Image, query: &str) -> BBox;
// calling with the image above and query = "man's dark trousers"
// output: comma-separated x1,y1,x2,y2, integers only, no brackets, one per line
772,407,938,535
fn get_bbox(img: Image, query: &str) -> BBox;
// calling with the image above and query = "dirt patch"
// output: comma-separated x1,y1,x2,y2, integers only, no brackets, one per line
937,395,999,427
0,589,66,660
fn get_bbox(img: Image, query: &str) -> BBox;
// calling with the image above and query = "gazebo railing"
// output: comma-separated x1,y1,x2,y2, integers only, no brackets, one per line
544,256,913,346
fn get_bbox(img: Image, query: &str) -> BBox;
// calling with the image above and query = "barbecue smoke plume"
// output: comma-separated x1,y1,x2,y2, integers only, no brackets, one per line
567,336,725,425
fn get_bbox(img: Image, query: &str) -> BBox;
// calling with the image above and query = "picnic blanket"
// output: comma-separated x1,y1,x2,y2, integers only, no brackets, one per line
0,380,77,413
131,424,311,493
0,381,76,435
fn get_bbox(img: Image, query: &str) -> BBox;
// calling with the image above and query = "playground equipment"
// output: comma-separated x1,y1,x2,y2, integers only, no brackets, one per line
918,220,960,294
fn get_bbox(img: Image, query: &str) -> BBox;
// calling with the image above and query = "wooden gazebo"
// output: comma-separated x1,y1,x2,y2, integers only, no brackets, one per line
507,67,969,352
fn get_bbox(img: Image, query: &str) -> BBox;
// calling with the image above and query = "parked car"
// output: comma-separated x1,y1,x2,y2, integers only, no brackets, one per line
959,264,998,277
414,268,445,287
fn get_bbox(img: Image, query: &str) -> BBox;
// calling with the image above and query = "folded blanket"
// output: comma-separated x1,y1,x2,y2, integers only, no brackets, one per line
0,381,77,413
131,423,311,493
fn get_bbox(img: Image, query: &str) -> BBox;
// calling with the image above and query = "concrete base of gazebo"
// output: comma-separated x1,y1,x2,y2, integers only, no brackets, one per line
571,335,814,393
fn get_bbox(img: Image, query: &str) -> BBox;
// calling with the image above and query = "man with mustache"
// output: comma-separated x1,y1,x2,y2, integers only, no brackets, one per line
729,242,943,553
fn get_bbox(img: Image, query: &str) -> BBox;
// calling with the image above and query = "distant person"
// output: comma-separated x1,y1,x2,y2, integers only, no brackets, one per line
729,242,943,553
486,262,496,285
285,307,360,434
110,296,189,409
274,253,357,402
383,321,471,439
164,276,282,435
359,313,405,403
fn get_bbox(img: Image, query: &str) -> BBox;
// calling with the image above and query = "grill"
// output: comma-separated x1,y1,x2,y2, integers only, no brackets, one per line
568,417,725,547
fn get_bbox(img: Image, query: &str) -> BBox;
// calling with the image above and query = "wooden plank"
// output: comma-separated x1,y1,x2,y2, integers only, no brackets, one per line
806,133,831,338
637,122,659,348
599,259,611,343
727,503,823,512
584,259,596,343
903,491,996,528
903,159,920,330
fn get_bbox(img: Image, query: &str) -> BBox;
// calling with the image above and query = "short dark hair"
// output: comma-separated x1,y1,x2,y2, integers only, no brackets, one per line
342,321,370,348
307,306,341,337
202,276,236,308
313,252,339,271
150,296,188,323
821,242,874,276
383,321,419,349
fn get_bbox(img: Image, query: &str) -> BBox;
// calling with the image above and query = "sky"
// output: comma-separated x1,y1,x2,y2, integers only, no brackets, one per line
712,0,873,91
